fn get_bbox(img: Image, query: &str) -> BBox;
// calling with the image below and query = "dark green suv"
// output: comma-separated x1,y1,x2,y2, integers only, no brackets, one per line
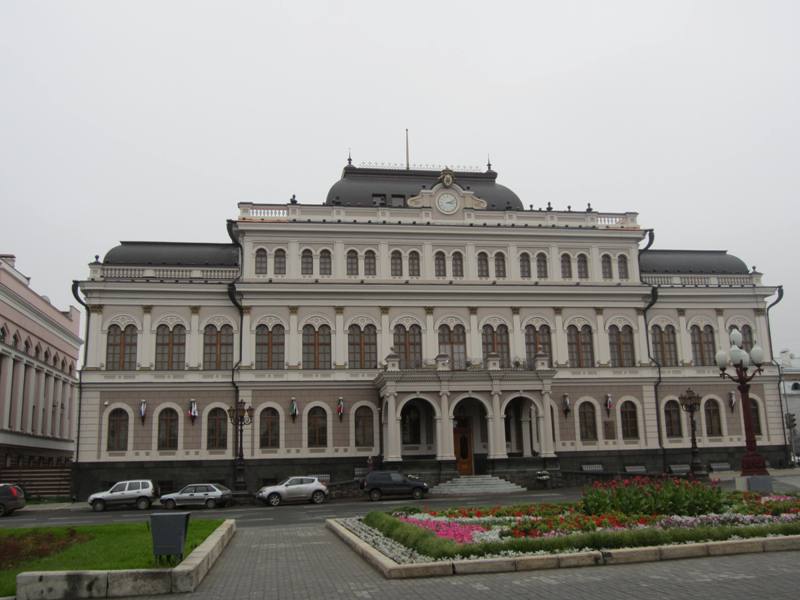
360,471,428,501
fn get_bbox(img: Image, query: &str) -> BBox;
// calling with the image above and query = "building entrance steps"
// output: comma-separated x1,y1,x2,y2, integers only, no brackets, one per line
430,474,526,496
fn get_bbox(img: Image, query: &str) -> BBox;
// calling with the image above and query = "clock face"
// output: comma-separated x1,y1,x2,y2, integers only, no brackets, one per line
437,193,459,214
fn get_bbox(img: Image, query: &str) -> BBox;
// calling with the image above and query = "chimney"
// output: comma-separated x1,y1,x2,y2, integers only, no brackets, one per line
0,254,16,268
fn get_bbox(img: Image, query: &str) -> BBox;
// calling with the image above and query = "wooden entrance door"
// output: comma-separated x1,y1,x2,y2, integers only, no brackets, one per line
453,418,473,475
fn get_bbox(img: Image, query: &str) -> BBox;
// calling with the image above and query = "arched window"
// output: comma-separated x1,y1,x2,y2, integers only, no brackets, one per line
477,252,489,278
408,251,421,276
704,399,722,437
307,406,327,448
391,251,403,276
106,324,137,371
561,254,572,279
394,324,422,369
652,325,679,367
434,252,446,277
579,403,597,442
452,252,464,278
664,400,682,438
107,408,128,451
364,250,376,276
618,255,629,280
157,408,179,450
609,325,635,367
255,324,285,370
620,401,639,439
207,407,228,450
691,325,716,366
519,253,531,279
255,249,268,275
567,325,594,367
494,253,506,278
401,404,421,444
302,325,331,369
273,249,286,275
731,324,755,353
750,399,762,436
577,254,589,279
525,324,552,368
601,254,612,280
438,324,466,370
346,250,359,276
204,324,234,370
482,324,510,368
536,253,549,279
155,324,185,370
260,407,279,448
354,406,374,447
319,250,332,275
301,249,314,275
348,324,377,369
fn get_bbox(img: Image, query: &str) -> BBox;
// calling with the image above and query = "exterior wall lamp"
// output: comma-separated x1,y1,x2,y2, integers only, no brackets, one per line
139,399,147,425
562,393,570,416
336,396,345,421
289,396,298,422
605,394,613,417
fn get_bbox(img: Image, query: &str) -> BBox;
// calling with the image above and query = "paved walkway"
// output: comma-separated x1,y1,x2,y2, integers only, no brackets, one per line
131,524,799,600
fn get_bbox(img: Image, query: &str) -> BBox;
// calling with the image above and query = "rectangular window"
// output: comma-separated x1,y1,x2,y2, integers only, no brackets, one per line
390,195,405,207
372,194,386,207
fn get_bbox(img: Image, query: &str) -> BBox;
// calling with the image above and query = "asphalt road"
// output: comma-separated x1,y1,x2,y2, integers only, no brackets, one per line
0,488,583,529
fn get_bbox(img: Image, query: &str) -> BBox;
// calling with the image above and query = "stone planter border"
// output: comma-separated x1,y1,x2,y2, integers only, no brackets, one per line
15,519,236,600
326,518,800,579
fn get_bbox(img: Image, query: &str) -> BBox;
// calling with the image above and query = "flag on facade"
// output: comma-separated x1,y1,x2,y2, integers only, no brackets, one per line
139,399,147,423
336,397,344,419
189,399,199,423
289,398,298,419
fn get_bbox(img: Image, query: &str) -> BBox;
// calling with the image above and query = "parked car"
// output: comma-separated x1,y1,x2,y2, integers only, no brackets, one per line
159,483,233,509
88,480,159,512
256,476,328,506
360,471,428,501
0,483,26,516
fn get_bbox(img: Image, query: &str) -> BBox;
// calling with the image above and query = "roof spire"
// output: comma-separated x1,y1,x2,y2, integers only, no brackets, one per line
347,148,352,166
405,129,410,170
487,154,492,171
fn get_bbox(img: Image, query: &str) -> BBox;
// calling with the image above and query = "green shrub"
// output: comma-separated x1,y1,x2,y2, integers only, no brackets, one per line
581,477,728,516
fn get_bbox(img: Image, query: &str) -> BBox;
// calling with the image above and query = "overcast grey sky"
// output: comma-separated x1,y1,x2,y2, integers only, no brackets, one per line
1,1,798,352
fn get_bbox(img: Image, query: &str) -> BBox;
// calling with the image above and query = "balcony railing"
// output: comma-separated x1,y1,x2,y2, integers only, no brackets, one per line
641,273,757,286
92,266,239,281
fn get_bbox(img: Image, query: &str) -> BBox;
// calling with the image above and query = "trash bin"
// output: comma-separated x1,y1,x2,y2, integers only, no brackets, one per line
150,512,191,560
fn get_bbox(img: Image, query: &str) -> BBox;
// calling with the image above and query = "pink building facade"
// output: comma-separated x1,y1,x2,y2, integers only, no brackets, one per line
0,254,81,467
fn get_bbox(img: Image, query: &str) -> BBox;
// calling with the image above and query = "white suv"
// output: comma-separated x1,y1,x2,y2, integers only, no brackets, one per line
256,477,328,506
88,480,159,512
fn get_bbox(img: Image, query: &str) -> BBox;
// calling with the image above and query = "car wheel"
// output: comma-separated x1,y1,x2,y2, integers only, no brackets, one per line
136,497,151,511
369,489,382,502
164,499,176,510
411,487,424,500
0,504,6,517
267,493,281,507
92,500,106,512
205,499,217,510
311,491,325,504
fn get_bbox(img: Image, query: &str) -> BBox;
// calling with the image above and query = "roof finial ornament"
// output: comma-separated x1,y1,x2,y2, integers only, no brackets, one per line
405,129,410,170
546,201,553,212
290,194,297,205
487,154,492,171
347,148,352,166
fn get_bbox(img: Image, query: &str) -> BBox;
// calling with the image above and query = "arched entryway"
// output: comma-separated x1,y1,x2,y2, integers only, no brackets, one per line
399,398,437,458
450,397,490,475
504,396,540,457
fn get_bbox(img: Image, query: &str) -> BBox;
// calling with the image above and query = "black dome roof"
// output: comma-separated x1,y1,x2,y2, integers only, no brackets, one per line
639,250,749,275
325,165,524,211
103,242,239,267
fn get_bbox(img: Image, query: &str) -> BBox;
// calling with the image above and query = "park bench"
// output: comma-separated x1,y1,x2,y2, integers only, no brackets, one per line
581,464,604,473
668,464,691,475
624,465,648,475
709,462,732,472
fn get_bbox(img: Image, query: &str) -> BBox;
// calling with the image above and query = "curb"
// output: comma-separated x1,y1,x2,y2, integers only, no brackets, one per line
14,519,236,599
325,519,800,580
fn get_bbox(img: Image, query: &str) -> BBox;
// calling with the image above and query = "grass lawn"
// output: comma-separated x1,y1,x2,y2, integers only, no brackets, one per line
0,519,223,597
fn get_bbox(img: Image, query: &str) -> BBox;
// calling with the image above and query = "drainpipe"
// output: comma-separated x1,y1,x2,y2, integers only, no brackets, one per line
765,286,788,464
226,220,245,485
637,230,666,472
70,280,90,499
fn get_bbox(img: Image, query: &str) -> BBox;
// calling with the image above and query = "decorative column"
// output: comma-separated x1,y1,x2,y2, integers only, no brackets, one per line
87,305,104,367
288,307,300,368
378,241,389,279
511,308,524,365
468,307,481,364
541,390,557,457
34,369,45,434
508,243,519,280
287,240,300,278
12,359,25,430
677,309,691,365
62,383,73,439
715,309,726,351
26,367,38,433
24,363,36,432
553,308,568,366
436,390,455,460
380,307,391,363
51,377,63,436
636,309,649,366
549,245,561,282
521,405,533,457
189,306,201,369
384,392,401,462
465,243,477,280
140,306,152,369
241,307,252,368
334,307,345,368
424,307,435,366
590,246,602,282
0,354,12,429
595,309,609,366
422,242,433,279
488,391,507,459
43,373,53,436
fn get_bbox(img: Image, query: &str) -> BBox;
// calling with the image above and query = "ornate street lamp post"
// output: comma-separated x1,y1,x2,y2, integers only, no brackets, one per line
715,330,768,476
228,399,255,490
678,387,706,477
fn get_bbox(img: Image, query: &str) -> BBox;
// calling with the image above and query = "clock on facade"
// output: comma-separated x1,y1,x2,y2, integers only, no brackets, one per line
436,193,459,214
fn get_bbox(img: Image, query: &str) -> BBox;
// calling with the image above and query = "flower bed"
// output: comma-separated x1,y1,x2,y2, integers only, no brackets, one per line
353,479,800,563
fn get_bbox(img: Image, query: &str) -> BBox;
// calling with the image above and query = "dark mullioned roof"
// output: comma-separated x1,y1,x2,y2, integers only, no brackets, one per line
325,164,524,211
639,250,749,275
103,242,239,267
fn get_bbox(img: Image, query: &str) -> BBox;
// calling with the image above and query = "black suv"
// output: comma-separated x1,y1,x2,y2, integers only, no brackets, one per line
360,471,429,501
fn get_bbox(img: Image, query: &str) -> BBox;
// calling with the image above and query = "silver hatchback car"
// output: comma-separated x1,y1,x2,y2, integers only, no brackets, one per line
256,476,328,506
159,483,233,509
